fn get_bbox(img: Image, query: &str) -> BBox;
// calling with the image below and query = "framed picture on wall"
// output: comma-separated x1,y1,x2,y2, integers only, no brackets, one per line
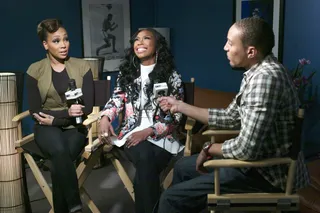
234,0,284,62
81,0,131,72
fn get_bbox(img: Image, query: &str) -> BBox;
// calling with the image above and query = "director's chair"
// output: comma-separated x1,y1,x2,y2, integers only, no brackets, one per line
12,77,112,213
82,77,198,202
203,108,304,213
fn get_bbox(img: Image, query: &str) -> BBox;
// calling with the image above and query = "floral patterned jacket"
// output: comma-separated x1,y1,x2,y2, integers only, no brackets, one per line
101,70,184,142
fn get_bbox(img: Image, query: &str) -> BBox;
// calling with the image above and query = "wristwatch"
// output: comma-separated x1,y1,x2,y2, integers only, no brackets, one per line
202,141,214,155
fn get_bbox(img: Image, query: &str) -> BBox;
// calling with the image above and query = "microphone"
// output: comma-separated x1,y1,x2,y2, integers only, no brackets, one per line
153,82,168,98
153,82,173,123
65,79,84,124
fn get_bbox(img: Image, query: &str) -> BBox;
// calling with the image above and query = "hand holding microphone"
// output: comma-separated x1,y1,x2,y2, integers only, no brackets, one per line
65,79,85,124
154,82,174,123
68,105,84,117
158,96,181,114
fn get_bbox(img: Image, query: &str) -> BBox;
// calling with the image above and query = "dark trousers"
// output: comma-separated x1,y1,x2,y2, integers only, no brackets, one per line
34,125,86,213
158,154,283,213
124,141,172,213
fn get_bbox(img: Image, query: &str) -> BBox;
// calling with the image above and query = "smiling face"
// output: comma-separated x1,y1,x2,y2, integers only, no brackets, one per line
133,30,156,65
43,27,69,61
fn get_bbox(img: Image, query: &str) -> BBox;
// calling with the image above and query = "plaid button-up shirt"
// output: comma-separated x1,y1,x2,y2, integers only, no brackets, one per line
209,54,310,191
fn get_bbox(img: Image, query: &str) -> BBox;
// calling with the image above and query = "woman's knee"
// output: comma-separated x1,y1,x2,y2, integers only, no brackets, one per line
50,145,70,160
125,142,154,165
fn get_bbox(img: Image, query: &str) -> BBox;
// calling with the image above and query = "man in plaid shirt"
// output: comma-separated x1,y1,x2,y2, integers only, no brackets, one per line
157,17,310,213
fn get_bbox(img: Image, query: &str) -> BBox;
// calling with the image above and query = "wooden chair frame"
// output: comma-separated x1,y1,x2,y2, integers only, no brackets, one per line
202,109,304,213
12,77,113,213
83,77,197,202
13,111,103,213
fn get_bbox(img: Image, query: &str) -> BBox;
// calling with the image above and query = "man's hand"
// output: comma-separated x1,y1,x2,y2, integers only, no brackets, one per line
33,112,54,126
196,150,209,174
125,128,153,148
98,115,116,145
158,96,181,114
68,104,84,117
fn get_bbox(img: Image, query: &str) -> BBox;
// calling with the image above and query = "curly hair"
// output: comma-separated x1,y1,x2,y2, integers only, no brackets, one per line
117,28,177,109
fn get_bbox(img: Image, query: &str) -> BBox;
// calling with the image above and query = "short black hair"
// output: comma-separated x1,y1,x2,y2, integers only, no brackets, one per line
235,17,275,57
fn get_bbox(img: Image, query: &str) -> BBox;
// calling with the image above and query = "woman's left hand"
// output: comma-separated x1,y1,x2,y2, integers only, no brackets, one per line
126,128,154,148
33,112,54,126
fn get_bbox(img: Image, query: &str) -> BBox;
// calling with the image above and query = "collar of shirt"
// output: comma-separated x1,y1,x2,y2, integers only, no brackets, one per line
243,53,275,83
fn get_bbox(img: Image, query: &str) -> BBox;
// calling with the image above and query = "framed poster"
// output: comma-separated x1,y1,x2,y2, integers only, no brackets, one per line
82,0,131,72
234,0,284,62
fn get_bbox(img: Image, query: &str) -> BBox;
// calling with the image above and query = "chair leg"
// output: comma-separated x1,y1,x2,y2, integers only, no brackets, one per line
162,168,174,189
80,187,101,213
109,154,135,201
24,153,54,208
76,148,103,212
21,154,32,213
77,148,103,186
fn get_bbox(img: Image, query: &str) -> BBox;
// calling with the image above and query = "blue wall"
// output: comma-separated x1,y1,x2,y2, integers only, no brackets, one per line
155,0,243,92
1,0,320,155
1,0,84,133
282,0,320,156
0,0,154,134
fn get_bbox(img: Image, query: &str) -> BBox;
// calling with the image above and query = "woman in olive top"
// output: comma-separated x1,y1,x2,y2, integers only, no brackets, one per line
26,19,94,213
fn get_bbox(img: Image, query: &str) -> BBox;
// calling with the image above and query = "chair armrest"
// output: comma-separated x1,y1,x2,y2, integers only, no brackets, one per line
185,117,196,131
202,129,240,136
12,110,30,122
15,133,34,147
83,111,101,126
204,157,292,168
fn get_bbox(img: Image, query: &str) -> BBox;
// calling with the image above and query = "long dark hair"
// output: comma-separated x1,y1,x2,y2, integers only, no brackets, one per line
118,28,176,108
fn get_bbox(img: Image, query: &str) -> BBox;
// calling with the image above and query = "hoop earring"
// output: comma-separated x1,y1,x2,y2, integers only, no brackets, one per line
132,55,137,68
155,51,158,64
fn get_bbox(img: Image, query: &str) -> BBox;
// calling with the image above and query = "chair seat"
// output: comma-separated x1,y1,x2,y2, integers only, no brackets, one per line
22,139,44,158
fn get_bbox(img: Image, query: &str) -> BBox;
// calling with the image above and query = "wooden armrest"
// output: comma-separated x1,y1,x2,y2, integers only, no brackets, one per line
12,110,30,122
85,138,104,152
185,117,196,131
202,129,240,136
83,111,101,126
15,133,34,147
204,157,292,168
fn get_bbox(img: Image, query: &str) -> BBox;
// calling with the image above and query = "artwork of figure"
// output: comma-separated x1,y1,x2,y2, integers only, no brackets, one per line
96,13,118,55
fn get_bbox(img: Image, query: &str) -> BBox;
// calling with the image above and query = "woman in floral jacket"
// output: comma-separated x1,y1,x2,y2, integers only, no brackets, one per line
98,28,184,213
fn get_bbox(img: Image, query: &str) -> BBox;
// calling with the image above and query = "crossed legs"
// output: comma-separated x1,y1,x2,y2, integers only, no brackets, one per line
34,125,86,213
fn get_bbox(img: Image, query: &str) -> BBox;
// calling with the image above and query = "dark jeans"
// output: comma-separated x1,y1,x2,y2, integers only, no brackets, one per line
34,125,86,213
124,140,172,213
158,154,283,213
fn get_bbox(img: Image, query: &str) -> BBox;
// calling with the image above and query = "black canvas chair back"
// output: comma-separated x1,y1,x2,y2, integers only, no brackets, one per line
93,79,111,107
179,78,203,137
